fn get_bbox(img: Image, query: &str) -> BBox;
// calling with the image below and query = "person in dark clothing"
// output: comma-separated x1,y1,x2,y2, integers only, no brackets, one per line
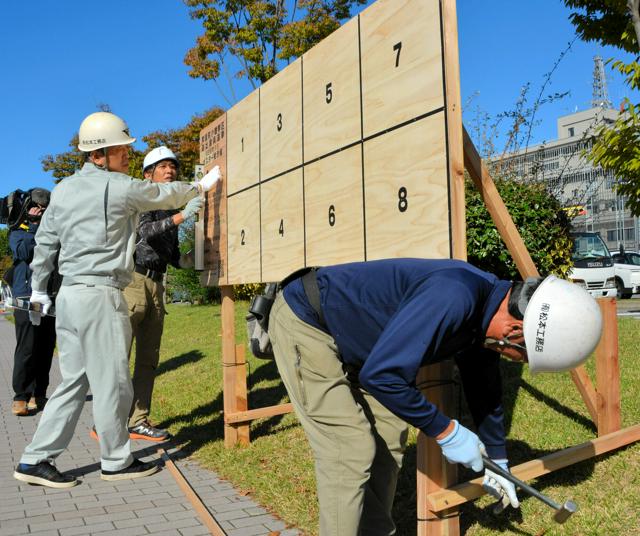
268,258,603,536
9,188,57,416
122,146,203,441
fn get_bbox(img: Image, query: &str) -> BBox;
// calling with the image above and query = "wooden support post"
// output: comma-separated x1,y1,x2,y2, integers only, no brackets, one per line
417,363,459,536
595,297,621,436
570,366,599,423
234,344,250,444
221,286,249,446
416,1,464,534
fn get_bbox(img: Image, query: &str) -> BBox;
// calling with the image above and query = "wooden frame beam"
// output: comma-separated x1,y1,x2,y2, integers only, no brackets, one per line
224,403,294,425
427,424,640,512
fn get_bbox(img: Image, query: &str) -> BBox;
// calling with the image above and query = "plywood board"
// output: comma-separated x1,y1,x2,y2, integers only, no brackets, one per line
227,92,260,195
200,0,455,284
303,16,361,163
260,170,305,282
227,187,261,284
360,0,444,138
364,114,450,260
305,145,365,266
260,59,303,180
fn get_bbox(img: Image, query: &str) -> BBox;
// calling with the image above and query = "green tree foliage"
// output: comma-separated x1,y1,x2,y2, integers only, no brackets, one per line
466,177,574,280
564,0,640,215
142,107,224,180
183,0,367,98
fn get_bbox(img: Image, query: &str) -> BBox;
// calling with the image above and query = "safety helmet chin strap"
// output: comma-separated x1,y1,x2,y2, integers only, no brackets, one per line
484,336,527,352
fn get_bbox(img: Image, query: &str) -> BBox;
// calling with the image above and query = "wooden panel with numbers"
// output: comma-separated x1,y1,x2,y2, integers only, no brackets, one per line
227,92,260,195
200,0,455,284
364,115,449,261
260,59,303,180
260,170,305,282
227,188,261,284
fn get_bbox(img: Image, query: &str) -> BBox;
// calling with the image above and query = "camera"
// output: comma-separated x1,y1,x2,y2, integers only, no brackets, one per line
0,188,50,229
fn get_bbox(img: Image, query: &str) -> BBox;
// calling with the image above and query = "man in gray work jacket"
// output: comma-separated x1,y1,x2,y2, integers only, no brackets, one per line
269,259,603,535
12,112,220,488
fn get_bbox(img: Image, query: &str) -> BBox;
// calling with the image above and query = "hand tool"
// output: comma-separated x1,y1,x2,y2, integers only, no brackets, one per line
483,456,577,523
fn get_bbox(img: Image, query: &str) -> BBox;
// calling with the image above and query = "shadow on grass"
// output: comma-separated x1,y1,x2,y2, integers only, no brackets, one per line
154,358,293,459
156,350,205,376
499,360,596,438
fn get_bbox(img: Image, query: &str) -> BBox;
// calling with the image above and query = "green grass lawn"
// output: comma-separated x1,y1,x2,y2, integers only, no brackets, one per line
151,302,640,535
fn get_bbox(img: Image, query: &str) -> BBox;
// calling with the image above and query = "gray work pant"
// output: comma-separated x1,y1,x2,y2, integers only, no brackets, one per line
21,284,134,471
269,293,408,536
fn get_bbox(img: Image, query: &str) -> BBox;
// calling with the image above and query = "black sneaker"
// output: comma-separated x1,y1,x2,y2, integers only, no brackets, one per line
13,462,79,489
129,421,170,442
101,459,159,481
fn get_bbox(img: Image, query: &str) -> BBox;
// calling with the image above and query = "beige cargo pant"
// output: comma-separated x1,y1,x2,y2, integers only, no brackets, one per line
123,271,166,428
269,292,408,536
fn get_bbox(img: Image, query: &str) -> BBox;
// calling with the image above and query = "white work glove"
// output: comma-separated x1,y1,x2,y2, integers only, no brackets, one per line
29,290,52,326
436,420,485,473
180,196,204,221
482,459,520,514
179,250,194,269
194,165,221,193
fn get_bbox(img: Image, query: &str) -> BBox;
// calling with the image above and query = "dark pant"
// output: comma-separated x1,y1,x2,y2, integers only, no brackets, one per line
12,309,56,401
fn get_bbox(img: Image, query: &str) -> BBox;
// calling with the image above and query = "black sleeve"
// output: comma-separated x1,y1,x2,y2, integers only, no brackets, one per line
455,347,507,460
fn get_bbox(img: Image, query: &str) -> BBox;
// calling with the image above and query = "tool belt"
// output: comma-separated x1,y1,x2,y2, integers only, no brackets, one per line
246,267,325,359
135,265,165,283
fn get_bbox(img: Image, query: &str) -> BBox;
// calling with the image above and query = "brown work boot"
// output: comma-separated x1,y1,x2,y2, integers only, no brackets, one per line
12,401,28,416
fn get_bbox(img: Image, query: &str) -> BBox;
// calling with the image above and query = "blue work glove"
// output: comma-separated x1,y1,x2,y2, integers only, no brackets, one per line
482,459,520,513
28,290,52,326
436,420,485,472
180,196,204,221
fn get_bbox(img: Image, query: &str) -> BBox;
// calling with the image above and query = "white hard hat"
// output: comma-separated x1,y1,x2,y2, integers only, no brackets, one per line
77,112,136,152
524,275,602,373
143,146,178,171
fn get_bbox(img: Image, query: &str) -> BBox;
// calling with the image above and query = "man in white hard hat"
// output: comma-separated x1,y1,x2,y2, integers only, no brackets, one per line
13,112,220,489
122,146,201,441
268,259,602,536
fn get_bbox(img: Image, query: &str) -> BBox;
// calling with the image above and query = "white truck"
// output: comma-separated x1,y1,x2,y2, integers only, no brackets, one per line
567,232,616,299
610,249,640,299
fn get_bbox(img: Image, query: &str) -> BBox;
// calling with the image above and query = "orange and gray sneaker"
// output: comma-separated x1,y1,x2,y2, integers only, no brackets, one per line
128,420,170,442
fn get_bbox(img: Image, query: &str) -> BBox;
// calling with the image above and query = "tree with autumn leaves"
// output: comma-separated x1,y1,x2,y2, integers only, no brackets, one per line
42,107,224,182
183,0,367,103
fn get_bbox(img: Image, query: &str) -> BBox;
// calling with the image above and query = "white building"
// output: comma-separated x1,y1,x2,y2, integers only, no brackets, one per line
492,106,639,252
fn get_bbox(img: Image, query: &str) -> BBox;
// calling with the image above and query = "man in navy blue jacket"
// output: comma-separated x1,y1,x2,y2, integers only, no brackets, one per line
268,258,602,536
8,189,57,417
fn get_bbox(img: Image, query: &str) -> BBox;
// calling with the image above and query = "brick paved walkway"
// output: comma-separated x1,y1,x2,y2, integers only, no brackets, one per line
0,316,299,536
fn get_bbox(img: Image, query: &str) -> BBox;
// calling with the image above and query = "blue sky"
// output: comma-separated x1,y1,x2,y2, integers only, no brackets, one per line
0,0,636,198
